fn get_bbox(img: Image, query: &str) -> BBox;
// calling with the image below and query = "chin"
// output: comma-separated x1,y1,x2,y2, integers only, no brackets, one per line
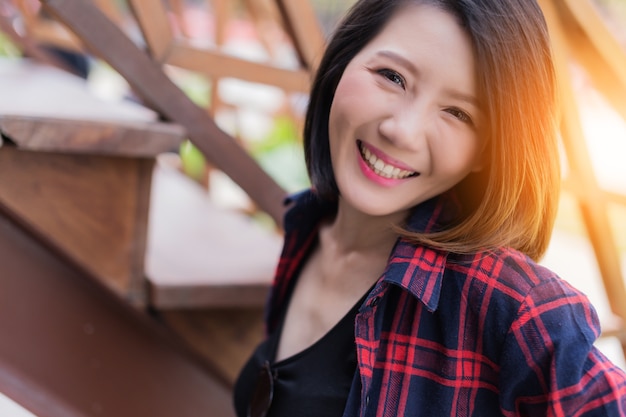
340,192,412,219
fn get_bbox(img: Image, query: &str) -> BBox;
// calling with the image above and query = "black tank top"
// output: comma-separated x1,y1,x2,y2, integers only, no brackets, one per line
233,290,368,417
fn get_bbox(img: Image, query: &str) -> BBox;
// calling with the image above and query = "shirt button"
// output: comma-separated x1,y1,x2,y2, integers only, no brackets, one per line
370,297,380,307
365,394,370,406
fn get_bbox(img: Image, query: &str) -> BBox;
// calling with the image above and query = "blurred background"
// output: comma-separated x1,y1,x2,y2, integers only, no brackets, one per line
0,0,625,415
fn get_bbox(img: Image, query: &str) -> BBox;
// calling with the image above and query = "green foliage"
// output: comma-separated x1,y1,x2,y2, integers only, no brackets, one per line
172,70,212,108
179,140,207,181
0,33,20,57
250,115,299,154
172,68,310,193
251,115,310,193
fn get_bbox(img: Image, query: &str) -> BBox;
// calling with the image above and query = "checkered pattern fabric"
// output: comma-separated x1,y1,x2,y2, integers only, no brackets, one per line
265,190,626,416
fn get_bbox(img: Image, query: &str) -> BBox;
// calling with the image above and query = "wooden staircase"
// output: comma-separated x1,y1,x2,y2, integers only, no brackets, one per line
0,58,238,416
0,0,625,416
0,0,322,414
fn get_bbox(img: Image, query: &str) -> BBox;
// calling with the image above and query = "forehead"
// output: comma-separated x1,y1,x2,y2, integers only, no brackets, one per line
355,4,476,84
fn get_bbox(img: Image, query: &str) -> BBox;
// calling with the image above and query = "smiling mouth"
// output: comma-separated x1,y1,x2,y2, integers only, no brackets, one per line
358,141,419,180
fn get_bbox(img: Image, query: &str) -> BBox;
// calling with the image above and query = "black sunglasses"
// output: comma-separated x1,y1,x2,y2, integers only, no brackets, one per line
247,360,276,417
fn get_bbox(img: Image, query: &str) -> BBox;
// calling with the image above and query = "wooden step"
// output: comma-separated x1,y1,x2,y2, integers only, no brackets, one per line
0,58,184,305
145,158,282,309
0,202,236,417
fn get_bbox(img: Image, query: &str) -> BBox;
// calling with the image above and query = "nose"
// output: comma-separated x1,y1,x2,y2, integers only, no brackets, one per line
378,103,430,151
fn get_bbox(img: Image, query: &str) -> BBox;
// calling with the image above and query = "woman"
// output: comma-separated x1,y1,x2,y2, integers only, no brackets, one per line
234,0,626,416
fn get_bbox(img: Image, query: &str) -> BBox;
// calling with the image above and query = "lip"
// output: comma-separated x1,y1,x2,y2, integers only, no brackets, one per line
356,140,419,187
359,141,417,172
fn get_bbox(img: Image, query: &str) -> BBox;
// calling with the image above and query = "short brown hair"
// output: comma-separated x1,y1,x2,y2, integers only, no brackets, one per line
304,0,559,261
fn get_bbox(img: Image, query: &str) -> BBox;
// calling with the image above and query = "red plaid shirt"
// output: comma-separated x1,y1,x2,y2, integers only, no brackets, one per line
266,190,626,416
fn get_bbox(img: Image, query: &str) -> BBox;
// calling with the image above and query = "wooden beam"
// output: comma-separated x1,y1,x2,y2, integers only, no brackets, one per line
540,0,626,348
145,162,280,309
0,115,183,157
275,0,325,72
158,308,265,387
561,0,626,88
0,13,79,74
0,202,236,417
40,0,287,226
556,0,626,122
167,42,311,92
0,147,154,304
127,0,175,62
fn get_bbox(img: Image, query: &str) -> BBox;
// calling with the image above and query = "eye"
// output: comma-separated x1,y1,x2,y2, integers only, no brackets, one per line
445,107,474,126
376,68,406,89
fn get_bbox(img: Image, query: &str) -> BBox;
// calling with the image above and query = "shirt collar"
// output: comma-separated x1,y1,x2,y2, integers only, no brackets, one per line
285,189,459,312
381,192,460,312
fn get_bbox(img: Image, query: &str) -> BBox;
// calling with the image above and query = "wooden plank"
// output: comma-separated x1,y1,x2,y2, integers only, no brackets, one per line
540,0,626,350
40,0,287,226
14,0,38,28
93,0,126,27
167,42,311,93
0,147,153,304
0,115,183,157
561,0,626,88
11,0,81,52
0,203,235,417
0,14,79,75
555,0,626,123
562,178,626,208
28,19,83,51
146,162,280,309
213,0,229,47
0,58,158,123
166,0,192,39
275,0,325,72
159,308,265,387
127,0,175,62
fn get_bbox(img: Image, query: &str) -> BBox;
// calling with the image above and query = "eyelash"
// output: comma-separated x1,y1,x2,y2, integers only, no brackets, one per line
445,108,474,126
375,68,475,126
376,68,406,89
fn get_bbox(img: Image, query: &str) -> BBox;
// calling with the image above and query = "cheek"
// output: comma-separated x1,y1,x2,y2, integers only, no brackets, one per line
329,70,369,126
334,72,363,102
433,133,482,177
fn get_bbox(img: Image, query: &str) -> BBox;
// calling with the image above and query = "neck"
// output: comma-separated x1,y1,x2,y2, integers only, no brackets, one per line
324,197,406,257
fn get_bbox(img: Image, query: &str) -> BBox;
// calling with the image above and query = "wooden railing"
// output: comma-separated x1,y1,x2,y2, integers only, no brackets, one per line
539,0,626,350
0,1,625,415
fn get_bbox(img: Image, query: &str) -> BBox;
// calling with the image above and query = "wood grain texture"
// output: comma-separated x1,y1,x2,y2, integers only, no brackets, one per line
41,0,288,226
275,0,325,72
126,0,174,62
0,147,153,304
159,308,265,387
145,162,281,309
555,0,626,122
0,206,236,417
540,0,626,352
0,115,183,157
167,43,311,93
0,59,158,123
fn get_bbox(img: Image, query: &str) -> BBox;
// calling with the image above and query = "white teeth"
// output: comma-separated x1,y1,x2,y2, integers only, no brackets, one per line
359,144,417,179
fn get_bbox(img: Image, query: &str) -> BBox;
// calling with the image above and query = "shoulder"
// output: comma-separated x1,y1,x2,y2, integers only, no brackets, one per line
266,189,335,332
448,247,580,304
444,247,600,340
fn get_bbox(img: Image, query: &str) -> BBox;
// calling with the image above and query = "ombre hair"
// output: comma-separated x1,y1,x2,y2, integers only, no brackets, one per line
303,0,560,261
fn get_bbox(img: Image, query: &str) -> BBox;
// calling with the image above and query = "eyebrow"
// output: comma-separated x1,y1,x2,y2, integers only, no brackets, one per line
444,89,480,109
376,50,419,75
376,50,481,109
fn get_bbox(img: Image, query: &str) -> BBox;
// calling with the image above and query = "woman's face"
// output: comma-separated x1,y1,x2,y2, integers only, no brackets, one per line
328,4,483,219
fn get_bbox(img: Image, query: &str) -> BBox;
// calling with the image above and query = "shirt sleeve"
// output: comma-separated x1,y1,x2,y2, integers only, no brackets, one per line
498,277,626,416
